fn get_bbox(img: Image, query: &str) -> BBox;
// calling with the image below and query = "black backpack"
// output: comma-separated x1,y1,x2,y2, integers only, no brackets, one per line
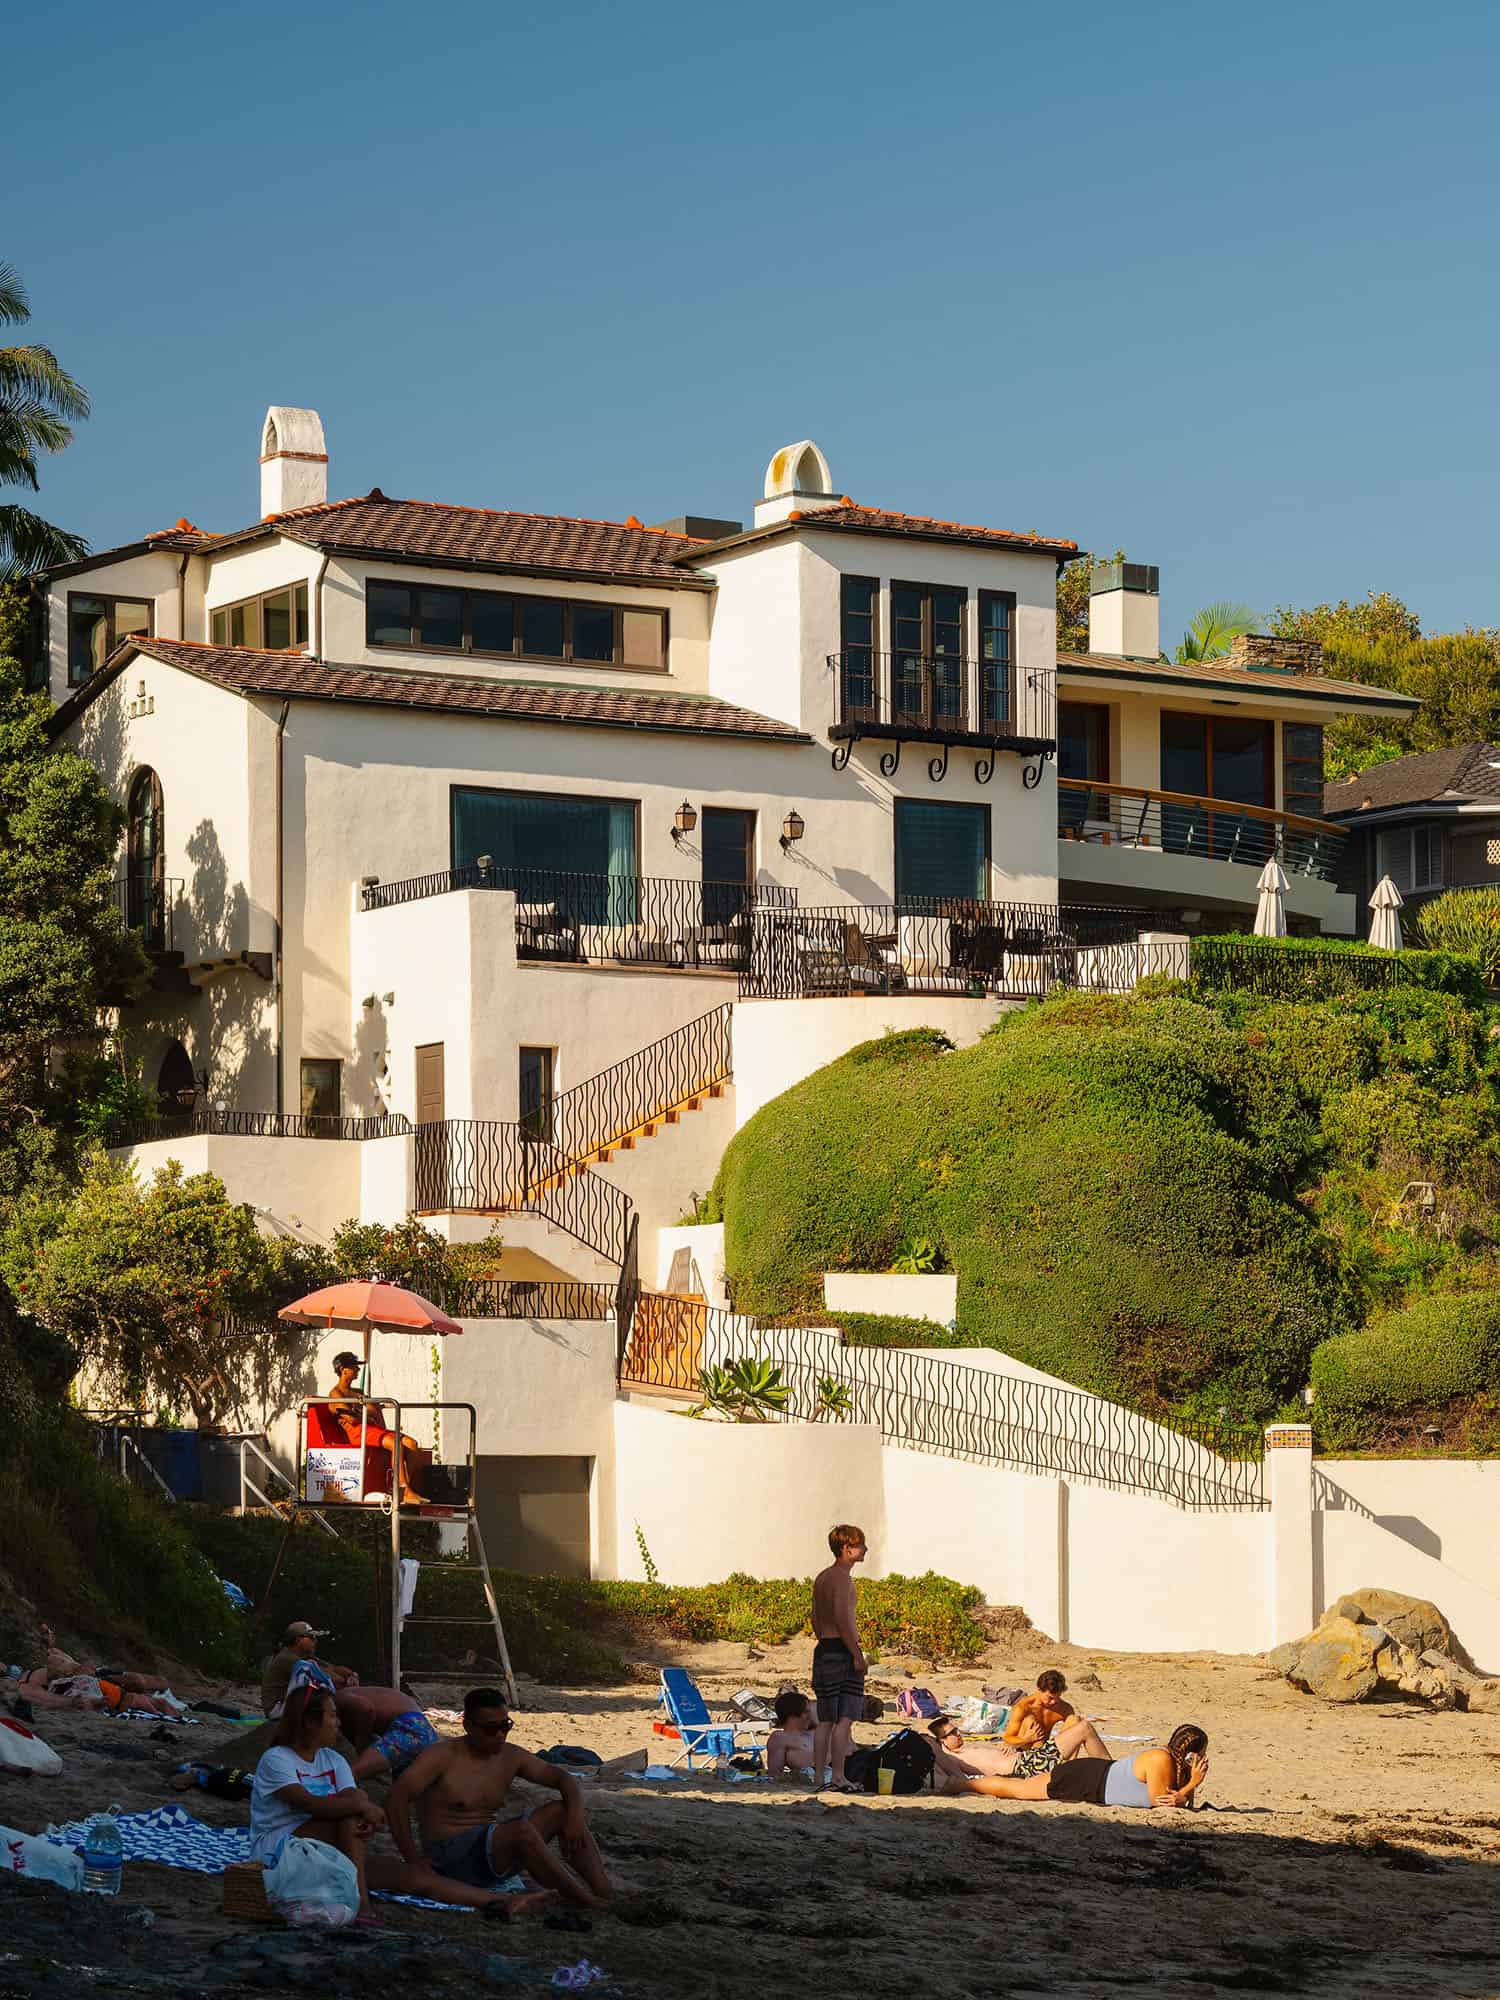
845,1727,936,1796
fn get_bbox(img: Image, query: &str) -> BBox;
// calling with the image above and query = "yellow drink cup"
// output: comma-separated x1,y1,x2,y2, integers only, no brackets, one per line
877,1766,895,1796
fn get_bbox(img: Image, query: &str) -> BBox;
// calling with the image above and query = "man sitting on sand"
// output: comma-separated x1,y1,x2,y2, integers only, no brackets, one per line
998,1670,1091,1780
766,1690,817,1780
260,1620,360,1718
327,1351,427,1507
17,1624,181,1718
386,1686,613,1910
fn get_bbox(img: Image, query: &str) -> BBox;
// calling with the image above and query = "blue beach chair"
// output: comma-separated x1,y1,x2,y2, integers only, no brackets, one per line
659,1667,737,1771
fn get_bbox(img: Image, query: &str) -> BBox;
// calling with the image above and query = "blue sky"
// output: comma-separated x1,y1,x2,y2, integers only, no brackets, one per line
9,0,1499,644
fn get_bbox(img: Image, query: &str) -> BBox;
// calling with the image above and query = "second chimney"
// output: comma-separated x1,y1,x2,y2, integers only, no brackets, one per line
1087,561,1160,659
261,406,327,518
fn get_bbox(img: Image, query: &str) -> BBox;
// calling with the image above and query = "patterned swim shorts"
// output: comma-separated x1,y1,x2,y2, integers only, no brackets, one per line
1011,1738,1062,1779
373,1708,441,1776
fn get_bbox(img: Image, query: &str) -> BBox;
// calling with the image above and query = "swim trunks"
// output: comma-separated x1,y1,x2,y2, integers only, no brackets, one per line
1011,1737,1061,1779
1046,1756,1111,1804
373,1709,440,1776
425,1803,535,1887
811,1638,865,1724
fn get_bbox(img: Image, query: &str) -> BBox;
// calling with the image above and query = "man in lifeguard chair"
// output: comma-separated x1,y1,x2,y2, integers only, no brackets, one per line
328,1351,427,1508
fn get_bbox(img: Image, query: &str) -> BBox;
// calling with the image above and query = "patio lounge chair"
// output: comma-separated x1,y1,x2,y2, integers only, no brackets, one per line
659,1666,738,1770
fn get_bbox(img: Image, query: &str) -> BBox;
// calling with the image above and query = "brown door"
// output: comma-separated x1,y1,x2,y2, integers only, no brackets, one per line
476,1455,592,1576
415,1043,445,1125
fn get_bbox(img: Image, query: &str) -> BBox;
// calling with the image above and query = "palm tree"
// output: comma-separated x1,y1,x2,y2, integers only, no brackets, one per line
0,262,90,579
1175,601,1259,663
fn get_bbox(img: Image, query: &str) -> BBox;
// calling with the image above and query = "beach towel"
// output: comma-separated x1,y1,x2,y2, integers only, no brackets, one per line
45,1806,524,1909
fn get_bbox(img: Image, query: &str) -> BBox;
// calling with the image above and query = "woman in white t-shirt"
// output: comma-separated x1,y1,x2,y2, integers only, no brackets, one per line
250,1685,384,1920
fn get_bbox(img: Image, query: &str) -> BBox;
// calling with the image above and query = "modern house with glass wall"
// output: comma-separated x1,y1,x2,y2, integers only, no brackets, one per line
29,410,1416,1284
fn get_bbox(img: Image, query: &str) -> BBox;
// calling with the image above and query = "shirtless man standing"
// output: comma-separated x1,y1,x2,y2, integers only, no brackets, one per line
386,1687,613,1909
811,1523,868,1794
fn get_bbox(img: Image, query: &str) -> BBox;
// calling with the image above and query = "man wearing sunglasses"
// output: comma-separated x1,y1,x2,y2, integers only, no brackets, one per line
386,1686,613,1911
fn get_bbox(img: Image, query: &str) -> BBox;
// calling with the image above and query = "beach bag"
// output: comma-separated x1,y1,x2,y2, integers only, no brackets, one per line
849,1728,936,1796
1,1825,83,1888
0,1718,62,1776
263,1837,359,1927
896,1687,940,1720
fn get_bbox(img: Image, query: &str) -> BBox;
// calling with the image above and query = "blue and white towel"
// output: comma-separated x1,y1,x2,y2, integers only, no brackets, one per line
47,1806,522,1910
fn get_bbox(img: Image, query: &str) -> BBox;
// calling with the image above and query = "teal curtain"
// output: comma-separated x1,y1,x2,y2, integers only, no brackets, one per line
894,801,988,903
452,790,639,921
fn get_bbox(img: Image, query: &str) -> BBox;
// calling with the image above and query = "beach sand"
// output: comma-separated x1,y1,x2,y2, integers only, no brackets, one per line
3,1630,1498,1998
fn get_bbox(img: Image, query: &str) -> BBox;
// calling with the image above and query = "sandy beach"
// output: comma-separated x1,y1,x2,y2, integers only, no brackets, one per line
3,1628,1499,1999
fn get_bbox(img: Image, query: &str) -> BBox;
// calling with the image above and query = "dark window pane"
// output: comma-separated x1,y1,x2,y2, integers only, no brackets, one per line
931,588,964,657
367,581,412,646
262,590,293,650
1212,719,1270,807
230,603,255,648
891,585,923,658
470,591,515,654
69,597,109,682
300,1059,341,1120
571,603,615,663
1161,713,1208,797
520,598,565,659
294,584,309,647
1058,703,1109,781
115,601,150,642
210,608,228,646
519,1047,554,1141
895,800,987,902
980,593,1012,661
417,587,464,650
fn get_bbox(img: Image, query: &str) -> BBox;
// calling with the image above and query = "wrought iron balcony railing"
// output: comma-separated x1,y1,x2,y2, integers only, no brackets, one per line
112,871,181,954
1058,778,1346,883
827,652,1057,780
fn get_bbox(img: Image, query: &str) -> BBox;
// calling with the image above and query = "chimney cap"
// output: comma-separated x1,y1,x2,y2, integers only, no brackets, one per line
261,406,327,464
1090,561,1159,598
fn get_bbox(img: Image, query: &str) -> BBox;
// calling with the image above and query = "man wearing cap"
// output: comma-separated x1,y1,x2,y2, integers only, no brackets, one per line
260,1621,361,1719
328,1352,426,1507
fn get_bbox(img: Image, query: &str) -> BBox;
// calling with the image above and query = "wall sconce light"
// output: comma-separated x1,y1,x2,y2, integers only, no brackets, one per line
382,992,395,1006
671,801,698,844
780,808,805,851
476,854,493,873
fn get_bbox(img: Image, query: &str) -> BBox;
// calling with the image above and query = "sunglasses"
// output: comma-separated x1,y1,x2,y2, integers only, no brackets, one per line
471,1717,513,1736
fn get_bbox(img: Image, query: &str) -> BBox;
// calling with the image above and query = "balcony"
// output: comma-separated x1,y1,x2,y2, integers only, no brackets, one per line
1058,779,1346,884
361,863,797,971
112,870,181,955
826,652,1057,781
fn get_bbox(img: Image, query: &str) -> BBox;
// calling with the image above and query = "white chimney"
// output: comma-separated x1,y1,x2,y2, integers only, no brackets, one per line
260,407,327,518
753,439,841,528
1087,561,1160,659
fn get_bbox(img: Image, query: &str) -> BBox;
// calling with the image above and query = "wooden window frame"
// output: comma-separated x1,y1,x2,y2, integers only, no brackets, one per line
1161,710,1274,807
978,589,1016,731
67,590,153,686
208,582,310,652
365,579,669,674
838,573,880,724
891,579,969,731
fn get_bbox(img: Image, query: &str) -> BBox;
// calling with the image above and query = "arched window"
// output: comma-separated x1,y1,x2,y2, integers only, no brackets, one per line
157,1040,196,1113
126,768,164,951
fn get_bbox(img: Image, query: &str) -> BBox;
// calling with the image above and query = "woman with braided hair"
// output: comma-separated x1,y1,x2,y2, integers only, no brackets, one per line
947,1723,1210,1809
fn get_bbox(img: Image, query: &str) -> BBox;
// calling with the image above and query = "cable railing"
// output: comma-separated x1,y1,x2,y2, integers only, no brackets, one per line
530,1004,733,1166
414,1118,634,1266
739,899,1162,1001
1058,778,1345,883
361,862,797,972
108,1107,413,1149
619,1300,1266,1512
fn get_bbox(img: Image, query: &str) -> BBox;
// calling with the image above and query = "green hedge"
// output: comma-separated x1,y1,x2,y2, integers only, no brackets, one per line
1189,933,1484,1005
1310,1292,1500,1448
1411,886,1500,984
823,1311,970,1348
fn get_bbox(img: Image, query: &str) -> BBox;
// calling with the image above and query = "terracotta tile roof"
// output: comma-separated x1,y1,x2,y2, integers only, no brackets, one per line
206,491,710,584
1323,742,1500,817
62,636,809,742
1055,649,1421,710
679,503,1077,561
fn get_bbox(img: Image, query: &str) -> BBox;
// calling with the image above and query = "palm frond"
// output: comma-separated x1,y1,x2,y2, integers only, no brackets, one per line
0,344,90,421
0,502,89,580
0,400,75,481
1176,601,1260,663
0,263,28,325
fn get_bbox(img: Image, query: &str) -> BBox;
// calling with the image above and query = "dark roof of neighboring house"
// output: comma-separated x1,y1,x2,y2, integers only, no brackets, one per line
1056,649,1422,710
1323,742,1500,817
678,503,1079,563
205,492,712,586
51,636,811,744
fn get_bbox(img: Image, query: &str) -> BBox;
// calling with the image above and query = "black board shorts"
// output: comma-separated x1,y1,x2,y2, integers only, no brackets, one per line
812,1638,865,1723
1046,1756,1112,1804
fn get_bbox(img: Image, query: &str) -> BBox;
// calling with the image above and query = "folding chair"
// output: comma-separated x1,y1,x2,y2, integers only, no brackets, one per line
659,1667,738,1770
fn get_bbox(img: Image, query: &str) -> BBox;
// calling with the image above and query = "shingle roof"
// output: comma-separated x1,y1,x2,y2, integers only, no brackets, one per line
1056,649,1421,710
206,492,710,584
1323,743,1500,817
680,503,1077,562
57,636,810,743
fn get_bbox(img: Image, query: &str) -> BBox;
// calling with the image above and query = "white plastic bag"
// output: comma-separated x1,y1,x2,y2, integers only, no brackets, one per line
0,1824,84,1889
0,1718,63,1775
263,1836,358,1927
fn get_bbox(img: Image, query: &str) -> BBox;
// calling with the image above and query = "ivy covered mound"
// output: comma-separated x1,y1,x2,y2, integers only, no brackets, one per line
714,987,1500,1438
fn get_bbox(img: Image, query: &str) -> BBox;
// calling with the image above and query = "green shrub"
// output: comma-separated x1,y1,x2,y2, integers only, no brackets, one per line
1412,886,1500,985
1190,933,1484,1005
826,1312,970,1348
1310,1291,1500,1448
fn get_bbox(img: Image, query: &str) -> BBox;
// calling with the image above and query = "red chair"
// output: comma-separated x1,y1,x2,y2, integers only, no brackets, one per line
304,1402,432,1503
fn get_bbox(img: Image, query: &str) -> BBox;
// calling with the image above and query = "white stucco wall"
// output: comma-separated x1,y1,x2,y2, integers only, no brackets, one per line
108,1132,363,1241
731,994,1011,1130
1316,1506,1500,1676
654,1223,728,1303
1317,1459,1500,1599
44,548,185,703
822,1273,958,1324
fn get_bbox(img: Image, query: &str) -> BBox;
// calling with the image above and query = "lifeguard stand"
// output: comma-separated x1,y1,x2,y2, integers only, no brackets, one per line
270,1394,518,1708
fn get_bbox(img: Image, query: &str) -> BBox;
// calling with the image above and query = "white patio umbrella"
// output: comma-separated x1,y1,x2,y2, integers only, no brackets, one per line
1369,874,1405,952
1253,858,1290,937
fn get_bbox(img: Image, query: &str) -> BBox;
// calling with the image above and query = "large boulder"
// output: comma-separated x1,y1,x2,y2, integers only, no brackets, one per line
1272,1588,1495,1708
1281,1615,1381,1703
1329,1588,1461,1664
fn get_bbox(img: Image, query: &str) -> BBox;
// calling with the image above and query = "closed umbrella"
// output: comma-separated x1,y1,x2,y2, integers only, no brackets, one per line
1253,858,1289,937
1369,874,1405,952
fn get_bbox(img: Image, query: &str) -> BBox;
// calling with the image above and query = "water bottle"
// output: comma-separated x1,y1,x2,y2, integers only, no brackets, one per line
81,1807,123,1896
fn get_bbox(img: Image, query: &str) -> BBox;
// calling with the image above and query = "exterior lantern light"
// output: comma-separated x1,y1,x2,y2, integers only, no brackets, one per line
671,800,698,843
175,1084,198,1110
780,808,805,850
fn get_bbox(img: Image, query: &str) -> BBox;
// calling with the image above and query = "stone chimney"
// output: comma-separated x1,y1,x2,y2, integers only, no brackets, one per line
753,439,841,528
260,407,327,518
1227,633,1324,676
1088,562,1160,659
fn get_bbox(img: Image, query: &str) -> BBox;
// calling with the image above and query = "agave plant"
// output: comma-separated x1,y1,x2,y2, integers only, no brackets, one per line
1175,602,1259,663
890,1235,941,1274
692,1356,791,1422
814,1376,853,1422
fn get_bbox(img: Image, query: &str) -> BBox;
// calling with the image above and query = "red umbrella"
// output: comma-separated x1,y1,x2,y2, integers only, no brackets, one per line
277,1281,462,1370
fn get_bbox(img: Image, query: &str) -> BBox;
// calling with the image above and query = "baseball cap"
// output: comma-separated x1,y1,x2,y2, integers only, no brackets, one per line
283,1620,328,1641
